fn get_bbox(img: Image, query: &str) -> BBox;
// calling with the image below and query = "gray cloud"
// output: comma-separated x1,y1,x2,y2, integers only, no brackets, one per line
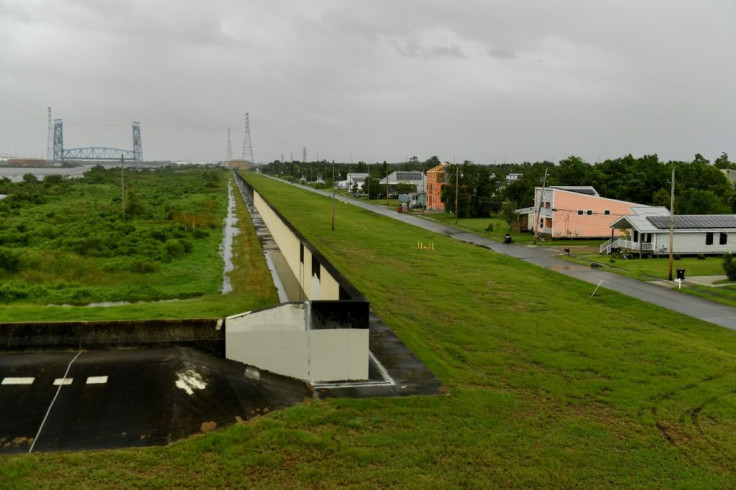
1,0,736,164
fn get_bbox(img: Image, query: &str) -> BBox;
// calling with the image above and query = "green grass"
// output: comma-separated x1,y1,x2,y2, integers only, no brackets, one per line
3,172,736,487
570,253,725,280
423,213,597,246
0,169,278,321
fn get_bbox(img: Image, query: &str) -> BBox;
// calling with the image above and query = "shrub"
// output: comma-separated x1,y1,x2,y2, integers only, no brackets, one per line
722,253,736,281
0,284,28,302
0,248,21,273
165,239,186,258
130,259,159,274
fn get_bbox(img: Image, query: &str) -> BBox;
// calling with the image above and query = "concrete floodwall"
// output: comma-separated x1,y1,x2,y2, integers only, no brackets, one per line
0,319,224,355
230,173,370,382
236,173,363,303
226,303,369,382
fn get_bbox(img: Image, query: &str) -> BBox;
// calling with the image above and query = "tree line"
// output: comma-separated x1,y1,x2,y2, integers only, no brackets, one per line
260,153,736,218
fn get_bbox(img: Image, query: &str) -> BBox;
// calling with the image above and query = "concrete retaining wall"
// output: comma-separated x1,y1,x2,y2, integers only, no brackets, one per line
226,303,369,382
0,319,224,355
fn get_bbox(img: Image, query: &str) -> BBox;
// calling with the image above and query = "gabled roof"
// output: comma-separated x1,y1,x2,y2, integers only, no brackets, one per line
427,163,448,173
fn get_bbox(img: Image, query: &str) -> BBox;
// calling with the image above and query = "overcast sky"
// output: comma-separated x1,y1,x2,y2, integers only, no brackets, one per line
1,1,735,164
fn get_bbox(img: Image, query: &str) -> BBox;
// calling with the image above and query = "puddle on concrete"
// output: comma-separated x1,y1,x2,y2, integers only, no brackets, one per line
220,181,240,294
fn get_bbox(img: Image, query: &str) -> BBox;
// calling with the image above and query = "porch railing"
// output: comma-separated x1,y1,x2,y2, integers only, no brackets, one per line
600,238,654,255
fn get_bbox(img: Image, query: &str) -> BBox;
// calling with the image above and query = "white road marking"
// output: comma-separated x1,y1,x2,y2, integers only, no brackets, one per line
30,350,84,453
86,376,108,384
175,369,206,395
53,378,73,386
1,377,35,385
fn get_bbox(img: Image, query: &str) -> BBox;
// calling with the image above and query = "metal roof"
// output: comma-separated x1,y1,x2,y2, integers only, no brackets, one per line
647,215,736,230
550,186,599,196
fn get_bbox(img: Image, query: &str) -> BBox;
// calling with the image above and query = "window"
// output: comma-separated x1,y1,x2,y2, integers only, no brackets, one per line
720,233,728,245
633,230,639,242
604,210,610,215
577,210,583,215
586,210,593,215
706,232,714,245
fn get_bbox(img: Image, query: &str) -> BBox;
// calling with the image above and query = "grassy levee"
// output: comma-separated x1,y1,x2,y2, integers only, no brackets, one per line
3,173,736,487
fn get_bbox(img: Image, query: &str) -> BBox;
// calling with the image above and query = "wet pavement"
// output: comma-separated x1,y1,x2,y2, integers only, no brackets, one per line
0,347,311,454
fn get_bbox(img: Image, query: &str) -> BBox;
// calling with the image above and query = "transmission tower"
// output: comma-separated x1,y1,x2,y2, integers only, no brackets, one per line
46,107,52,164
303,146,307,163
226,128,232,162
242,113,254,163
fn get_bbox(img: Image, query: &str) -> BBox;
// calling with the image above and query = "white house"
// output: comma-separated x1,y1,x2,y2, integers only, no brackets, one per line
602,207,736,256
336,172,369,190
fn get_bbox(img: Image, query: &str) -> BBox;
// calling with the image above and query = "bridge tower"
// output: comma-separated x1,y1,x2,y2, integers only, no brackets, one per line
132,122,142,162
53,119,63,166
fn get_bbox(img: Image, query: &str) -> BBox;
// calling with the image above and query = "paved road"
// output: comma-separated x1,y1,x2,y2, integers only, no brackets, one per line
280,178,736,331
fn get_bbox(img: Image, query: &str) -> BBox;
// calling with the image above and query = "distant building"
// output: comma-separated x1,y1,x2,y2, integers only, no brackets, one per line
379,171,426,193
336,172,369,190
605,209,736,256
228,160,250,170
426,163,449,211
721,168,736,188
505,173,523,184
519,186,650,239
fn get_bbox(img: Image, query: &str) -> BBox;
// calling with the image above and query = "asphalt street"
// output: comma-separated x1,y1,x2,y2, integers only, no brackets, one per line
285,179,736,331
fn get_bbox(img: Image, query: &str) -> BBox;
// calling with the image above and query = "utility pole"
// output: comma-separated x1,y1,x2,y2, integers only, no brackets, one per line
331,161,336,231
120,154,125,220
532,168,549,245
668,166,675,281
454,163,460,225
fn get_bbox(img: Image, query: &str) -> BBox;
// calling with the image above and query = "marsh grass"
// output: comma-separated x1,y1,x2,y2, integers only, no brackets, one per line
0,168,277,321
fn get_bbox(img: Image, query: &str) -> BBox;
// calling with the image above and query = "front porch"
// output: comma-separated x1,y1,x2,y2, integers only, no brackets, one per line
599,237,654,255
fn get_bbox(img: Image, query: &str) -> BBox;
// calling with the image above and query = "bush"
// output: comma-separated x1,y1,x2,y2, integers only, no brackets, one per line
722,253,736,281
0,284,28,302
165,239,186,258
0,248,21,273
130,259,159,274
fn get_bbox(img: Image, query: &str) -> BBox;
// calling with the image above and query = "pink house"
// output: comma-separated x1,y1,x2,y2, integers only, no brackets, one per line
526,186,649,239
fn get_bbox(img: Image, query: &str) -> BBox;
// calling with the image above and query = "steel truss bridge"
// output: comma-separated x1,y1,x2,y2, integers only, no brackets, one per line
53,119,142,165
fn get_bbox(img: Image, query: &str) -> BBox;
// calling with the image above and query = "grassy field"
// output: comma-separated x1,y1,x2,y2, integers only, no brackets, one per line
0,167,277,321
3,172,736,487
